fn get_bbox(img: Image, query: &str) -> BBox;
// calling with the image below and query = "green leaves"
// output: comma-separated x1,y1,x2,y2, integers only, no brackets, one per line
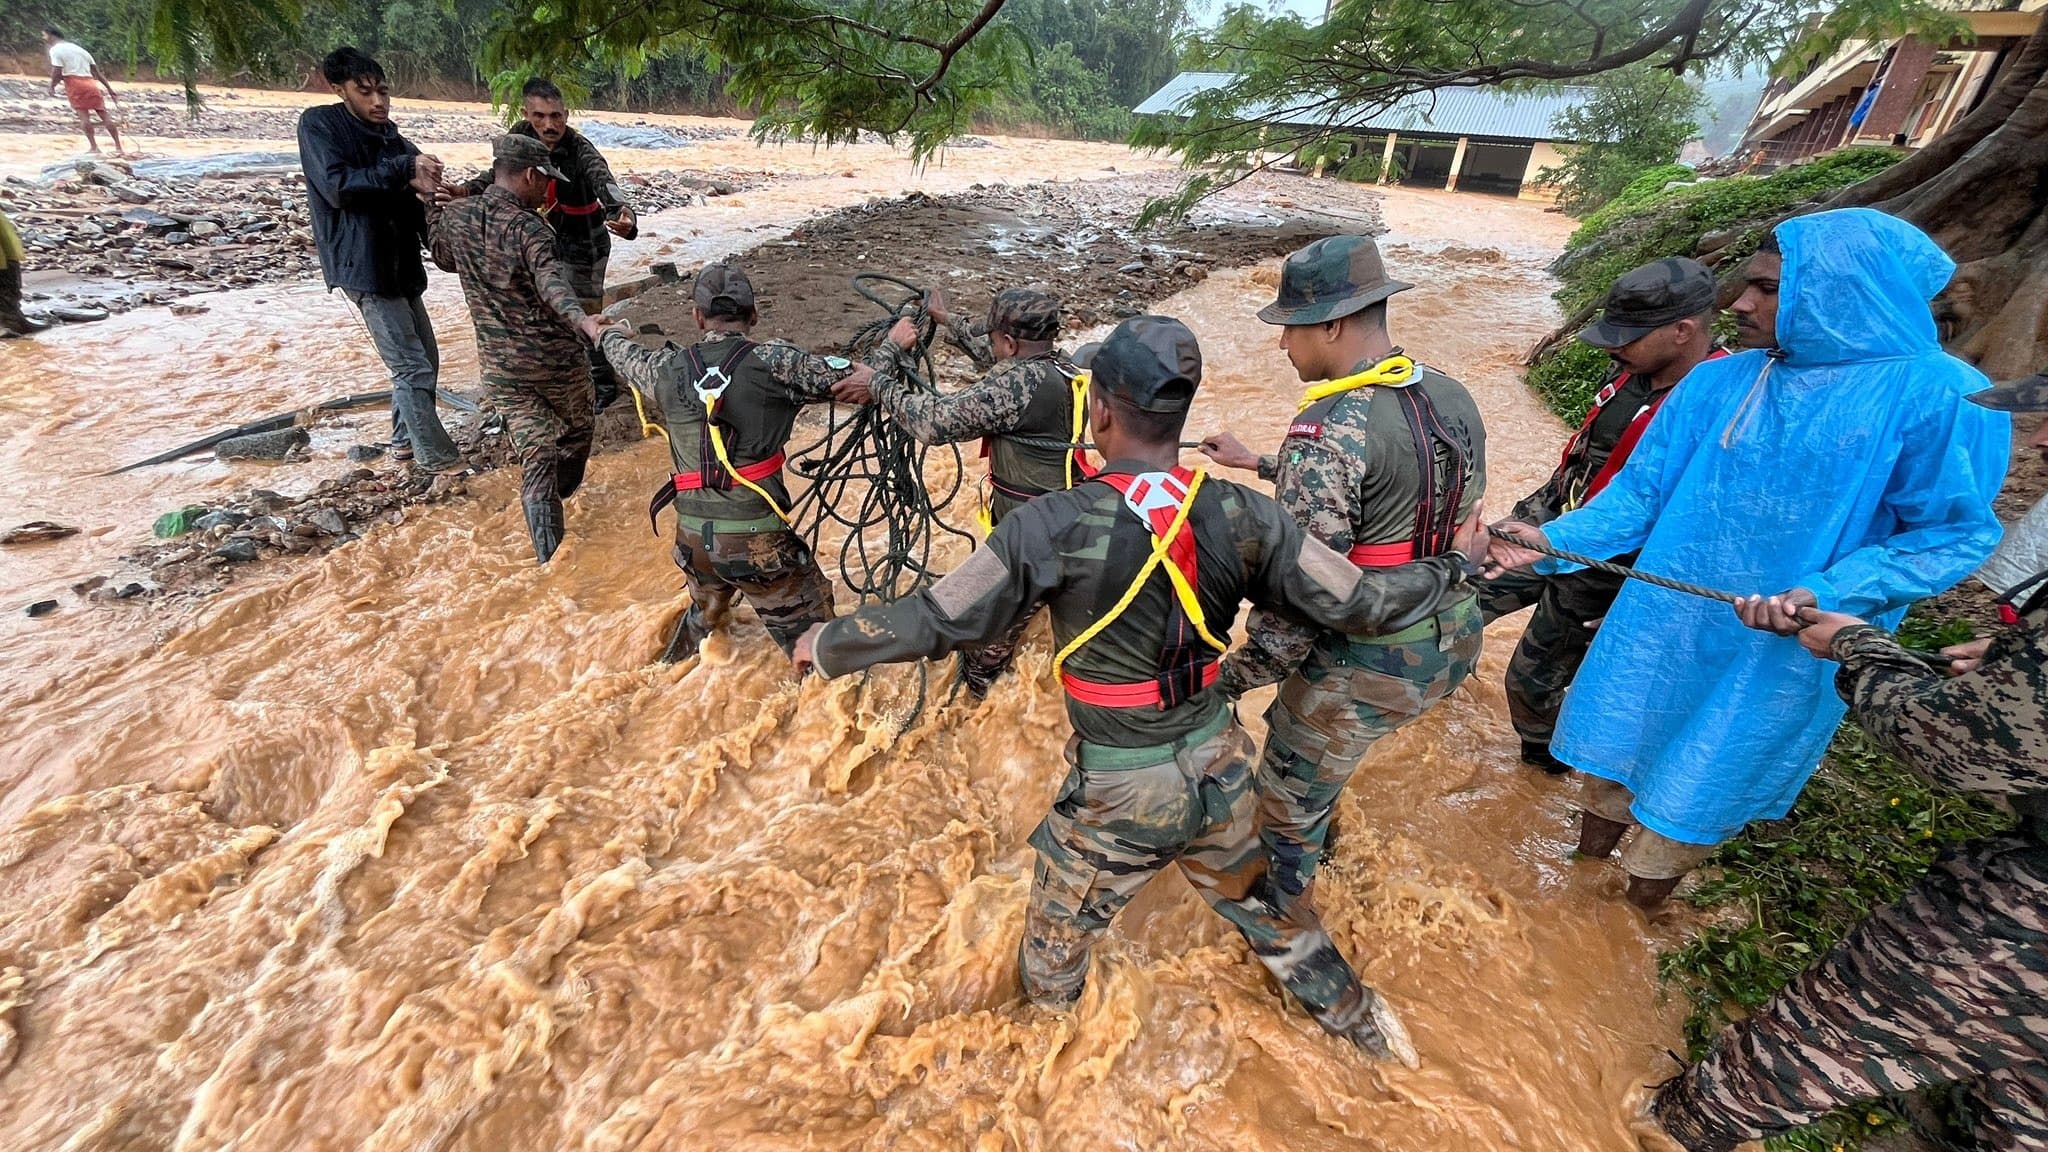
1533,66,1704,216
1134,0,1951,220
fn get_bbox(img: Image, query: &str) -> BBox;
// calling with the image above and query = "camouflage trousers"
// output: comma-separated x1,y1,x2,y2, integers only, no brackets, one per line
486,370,595,507
1024,718,1380,1036
672,521,835,657
567,258,617,410
1656,834,2048,1151
1255,594,1483,908
1476,561,1627,749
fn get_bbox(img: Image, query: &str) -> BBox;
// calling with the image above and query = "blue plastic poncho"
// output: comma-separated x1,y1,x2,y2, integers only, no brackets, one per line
1541,208,2011,846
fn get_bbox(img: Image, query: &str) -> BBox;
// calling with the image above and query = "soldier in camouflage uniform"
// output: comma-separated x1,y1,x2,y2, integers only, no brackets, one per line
428,134,607,563
597,262,881,661
874,286,1083,697
797,316,1492,1064
1651,374,2048,1151
1478,258,1723,775
1200,235,1486,914
457,78,638,411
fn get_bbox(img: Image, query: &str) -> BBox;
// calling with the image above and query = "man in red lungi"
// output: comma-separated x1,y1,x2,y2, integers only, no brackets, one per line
44,28,128,157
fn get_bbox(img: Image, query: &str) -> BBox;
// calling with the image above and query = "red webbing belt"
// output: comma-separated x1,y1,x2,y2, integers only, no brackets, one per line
673,451,785,491
1061,664,1218,707
1347,540,1417,567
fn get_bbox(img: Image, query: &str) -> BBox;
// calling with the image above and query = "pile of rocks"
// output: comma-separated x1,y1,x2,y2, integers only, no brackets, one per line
3,159,319,307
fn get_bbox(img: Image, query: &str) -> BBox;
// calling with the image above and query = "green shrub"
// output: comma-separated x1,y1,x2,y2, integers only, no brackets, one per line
1523,338,1614,424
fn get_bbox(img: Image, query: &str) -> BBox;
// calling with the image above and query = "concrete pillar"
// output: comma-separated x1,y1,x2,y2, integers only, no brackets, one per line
1446,135,1470,192
1377,132,1398,184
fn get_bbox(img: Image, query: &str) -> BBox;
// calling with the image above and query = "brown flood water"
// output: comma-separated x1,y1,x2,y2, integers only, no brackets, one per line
0,139,1688,1149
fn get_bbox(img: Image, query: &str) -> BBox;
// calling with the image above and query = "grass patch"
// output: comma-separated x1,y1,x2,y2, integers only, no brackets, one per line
1657,613,2012,1151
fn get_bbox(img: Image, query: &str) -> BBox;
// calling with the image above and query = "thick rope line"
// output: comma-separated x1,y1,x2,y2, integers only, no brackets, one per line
1487,527,1956,669
1487,526,1741,605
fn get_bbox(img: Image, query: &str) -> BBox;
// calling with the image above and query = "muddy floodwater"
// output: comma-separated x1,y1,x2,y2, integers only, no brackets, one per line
0,86,1687,1150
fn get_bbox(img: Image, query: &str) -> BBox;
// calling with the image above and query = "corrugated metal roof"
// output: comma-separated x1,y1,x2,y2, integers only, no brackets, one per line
1133,71,1593,143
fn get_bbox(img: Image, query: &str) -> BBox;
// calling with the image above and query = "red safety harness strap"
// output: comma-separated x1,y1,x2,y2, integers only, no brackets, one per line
673,451,785,491
1347,540,1417,567
1060,663,1219,707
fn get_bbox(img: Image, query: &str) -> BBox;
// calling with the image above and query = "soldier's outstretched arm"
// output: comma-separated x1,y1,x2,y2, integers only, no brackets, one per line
1245,492,1472,639
597,329,670,398
942,314,997,371
880,362,1034,446
753,342,885,404
518,216,592,330
1830,625,2048,798
808,507,1059,678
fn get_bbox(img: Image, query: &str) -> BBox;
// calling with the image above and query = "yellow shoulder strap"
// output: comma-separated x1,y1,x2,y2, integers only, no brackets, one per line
1065,369,1090,490
706,420,790,523
1051,469,1226,678
1295,353,1418,414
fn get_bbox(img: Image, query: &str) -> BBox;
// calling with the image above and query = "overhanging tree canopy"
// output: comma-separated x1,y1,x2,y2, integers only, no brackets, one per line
69,0,2048,373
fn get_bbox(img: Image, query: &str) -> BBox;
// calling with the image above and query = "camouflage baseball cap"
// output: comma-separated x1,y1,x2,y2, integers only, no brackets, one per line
1090,316,1201,414
987,287,1062,342
693,263,756,319
1257,235,1412,326
492,133,567,181
1581,257,1718,348
1969,371,2048,413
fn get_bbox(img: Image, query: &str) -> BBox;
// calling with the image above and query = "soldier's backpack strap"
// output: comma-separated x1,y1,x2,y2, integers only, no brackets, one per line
1053,468,1227,709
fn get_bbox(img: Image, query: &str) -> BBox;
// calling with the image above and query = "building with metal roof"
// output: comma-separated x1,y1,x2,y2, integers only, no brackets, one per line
1134,70,1596,198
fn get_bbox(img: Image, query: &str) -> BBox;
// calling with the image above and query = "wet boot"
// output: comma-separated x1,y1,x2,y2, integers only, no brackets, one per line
0,265,49,335
555,452,589,501
1330,987,1421,1070
1625,874,1684,911
1576,811,1630,859
955,651,1002,700
523,498,565,564
1520,740,1571,776
660,611,710,664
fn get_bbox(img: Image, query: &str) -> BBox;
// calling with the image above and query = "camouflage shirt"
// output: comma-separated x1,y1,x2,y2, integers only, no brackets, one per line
428,185,590,384
876,347,1080,521
1225,362,1487,694
461,124,632,267
600,327,884,526
1830,592,2047,827
812,461,1473,749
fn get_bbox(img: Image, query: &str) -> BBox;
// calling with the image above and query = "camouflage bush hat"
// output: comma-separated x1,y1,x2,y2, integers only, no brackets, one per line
693,263,756,319
987,287,1062,342
1090,316,1201,413
1258,234,1412,326
493,133,567,181
1970,371,2048,413
1581,256,1718,348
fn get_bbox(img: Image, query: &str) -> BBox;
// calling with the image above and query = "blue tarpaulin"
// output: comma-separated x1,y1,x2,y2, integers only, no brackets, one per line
1540,208,2011,846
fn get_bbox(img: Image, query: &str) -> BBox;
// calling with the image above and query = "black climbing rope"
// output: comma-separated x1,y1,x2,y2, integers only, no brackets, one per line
784,274,983,726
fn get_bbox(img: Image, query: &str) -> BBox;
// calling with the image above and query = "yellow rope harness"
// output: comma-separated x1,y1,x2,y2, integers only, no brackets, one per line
693,359,791,524
1051,468,1225,679
1295,353,1419,414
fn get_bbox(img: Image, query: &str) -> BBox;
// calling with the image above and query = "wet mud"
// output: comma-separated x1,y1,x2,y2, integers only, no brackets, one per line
1,88,1692,1149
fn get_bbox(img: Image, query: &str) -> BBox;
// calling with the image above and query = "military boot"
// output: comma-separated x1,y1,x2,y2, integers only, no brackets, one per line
0,266,50,336
1577,811,1630,858
555,453,589,501
660,609,710,664
523,498,565,564
1334,987,1420,1069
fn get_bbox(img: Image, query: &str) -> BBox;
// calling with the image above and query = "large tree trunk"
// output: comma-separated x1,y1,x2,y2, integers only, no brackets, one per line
1835,18,2048,380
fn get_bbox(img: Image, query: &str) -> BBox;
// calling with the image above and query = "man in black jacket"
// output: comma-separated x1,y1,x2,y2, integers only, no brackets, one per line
297,46,463,472
457,78,638,411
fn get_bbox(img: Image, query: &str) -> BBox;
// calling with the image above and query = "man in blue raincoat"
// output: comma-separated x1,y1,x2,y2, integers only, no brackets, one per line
1487,208,2010,909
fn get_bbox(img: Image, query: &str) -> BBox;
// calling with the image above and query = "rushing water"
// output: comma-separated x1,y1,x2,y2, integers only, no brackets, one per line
0,98,1690,1149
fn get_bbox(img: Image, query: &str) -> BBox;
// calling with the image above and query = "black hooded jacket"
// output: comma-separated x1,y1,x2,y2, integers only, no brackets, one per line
296,103,429,297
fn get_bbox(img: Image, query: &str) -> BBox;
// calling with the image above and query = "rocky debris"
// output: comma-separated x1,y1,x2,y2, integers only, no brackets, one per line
25,599,60,617
0,521,80,545
3,160,782,317
346,444,385,462
211,538,259,564
214,427,310,461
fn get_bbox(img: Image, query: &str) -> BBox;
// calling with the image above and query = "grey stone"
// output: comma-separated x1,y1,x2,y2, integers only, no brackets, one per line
193,509,249,531
346,443,385,462
212,538,260,563
307,508,347,536
26,599,58,618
